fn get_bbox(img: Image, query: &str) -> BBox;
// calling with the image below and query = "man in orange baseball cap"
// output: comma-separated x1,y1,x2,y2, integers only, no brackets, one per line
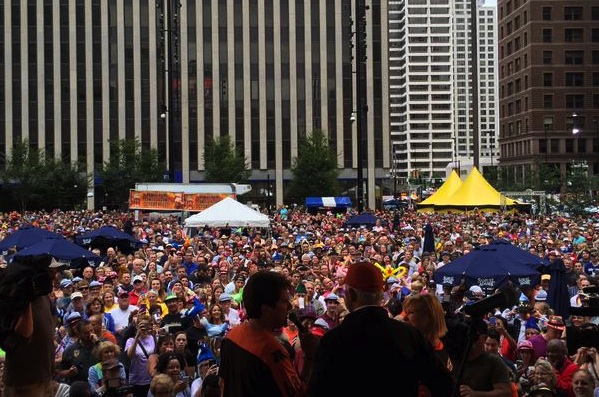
308,260,454,396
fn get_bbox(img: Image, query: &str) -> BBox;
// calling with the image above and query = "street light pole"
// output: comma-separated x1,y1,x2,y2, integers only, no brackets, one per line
354,0,368,212
544,124,549,165
488,131,494,167
594,116,599,175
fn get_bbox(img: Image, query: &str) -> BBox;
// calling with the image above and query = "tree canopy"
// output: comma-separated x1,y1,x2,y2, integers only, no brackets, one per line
98,138,166,209
287,130,340,202
203,135,251,183
0,140,88,211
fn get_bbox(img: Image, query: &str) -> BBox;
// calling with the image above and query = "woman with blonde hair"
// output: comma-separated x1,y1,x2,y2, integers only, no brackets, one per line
149,373,176,397
527,358,568,397
403,294,448,349
88,341,127,394
402,293,452,396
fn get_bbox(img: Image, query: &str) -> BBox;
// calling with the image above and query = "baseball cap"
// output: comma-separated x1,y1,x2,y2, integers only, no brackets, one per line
89,280,102,289
517,340,534,351
219,293,233,302
469,285,483,294
72,276,83,283
541,274,551,281
164,293,178,302
344,262,384,293
60,279,73,289
66,312,82,324
324,293,339,302
102,358,121,370
132,275,144,284
70,291,84,299
535,289,547,301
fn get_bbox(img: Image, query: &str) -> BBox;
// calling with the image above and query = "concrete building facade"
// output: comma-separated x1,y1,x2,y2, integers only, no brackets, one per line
498,0,599,184
0,0,389,209
388,0,499,184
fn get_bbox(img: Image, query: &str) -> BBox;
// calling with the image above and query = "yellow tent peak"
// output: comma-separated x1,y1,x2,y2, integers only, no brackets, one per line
418,169,463,206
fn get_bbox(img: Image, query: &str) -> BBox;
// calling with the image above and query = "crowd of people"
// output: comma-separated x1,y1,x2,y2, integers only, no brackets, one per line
0,206,598,397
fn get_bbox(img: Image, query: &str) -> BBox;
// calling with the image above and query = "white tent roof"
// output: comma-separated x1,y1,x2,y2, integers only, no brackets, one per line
183,197,270,228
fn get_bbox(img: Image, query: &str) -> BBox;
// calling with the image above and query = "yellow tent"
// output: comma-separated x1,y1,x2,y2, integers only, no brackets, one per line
430,167,527,213
416,170,463,212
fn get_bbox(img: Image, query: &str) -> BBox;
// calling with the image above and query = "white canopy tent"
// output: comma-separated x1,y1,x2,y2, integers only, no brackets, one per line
183,197,270,229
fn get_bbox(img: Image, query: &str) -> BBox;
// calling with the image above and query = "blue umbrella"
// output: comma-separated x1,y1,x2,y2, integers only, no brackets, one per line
546,257,570,319
345,213,379,229
74,225,144,254
13,235,101,268
433,239,549,295
0,224,60,253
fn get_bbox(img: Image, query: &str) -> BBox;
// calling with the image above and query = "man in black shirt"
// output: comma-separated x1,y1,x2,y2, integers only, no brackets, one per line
160,293,193,335
57,319,100,384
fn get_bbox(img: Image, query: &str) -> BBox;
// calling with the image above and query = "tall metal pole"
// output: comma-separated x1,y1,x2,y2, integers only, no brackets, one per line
595,116,599,175
355,0,367,212
161,0,180,182
544,124,549,165
161,0,173,180
470,0,480,169
489,132,493,167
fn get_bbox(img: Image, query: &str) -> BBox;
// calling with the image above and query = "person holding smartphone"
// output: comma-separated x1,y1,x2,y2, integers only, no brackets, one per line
125,315,155,397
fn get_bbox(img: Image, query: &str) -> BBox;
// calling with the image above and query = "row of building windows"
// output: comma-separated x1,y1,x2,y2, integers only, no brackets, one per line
540,138,598,155
542,6,599,22
542,28,599,43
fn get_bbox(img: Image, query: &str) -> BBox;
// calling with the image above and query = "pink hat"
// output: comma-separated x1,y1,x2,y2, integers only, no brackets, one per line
517,340,534,350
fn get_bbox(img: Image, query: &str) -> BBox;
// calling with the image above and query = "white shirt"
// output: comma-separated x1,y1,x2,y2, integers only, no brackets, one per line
224,307,240,326
108,305,138,332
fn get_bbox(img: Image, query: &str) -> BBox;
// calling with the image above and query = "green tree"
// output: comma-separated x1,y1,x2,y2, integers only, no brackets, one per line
288,130,340,202
537,163,562,193
203,135,251,183
0,140,88,211
99,138,166,209
38,157,89,210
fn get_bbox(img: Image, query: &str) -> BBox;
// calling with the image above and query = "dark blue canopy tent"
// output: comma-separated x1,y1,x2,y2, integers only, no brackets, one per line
74,225,144,254
0,224,60,254
433,239,549,296
13,235,101,268
344,213,379,229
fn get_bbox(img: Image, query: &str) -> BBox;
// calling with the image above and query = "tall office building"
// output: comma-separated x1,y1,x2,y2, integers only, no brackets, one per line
0,0,389,210
388,0,498,183
498,0,599,183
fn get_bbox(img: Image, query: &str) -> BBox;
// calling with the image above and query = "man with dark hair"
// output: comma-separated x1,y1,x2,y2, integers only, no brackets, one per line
57,319,100,384
219,270,319,397
68,380,94,397
546,339,579,396
308,261,454,396
458,318,513,397
160,293,193,335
